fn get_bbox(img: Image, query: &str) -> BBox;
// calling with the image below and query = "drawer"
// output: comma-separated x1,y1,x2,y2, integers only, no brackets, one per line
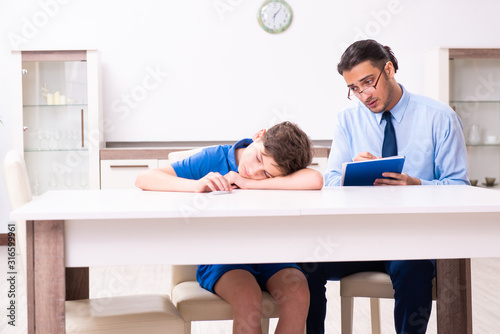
100,159,158,189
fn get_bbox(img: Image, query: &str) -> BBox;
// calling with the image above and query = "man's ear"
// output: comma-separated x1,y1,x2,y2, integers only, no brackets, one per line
252,129,266,141
386,61,395,78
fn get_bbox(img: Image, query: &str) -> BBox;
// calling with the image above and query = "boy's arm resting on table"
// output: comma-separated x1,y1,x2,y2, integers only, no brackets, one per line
225,168,324,190
135,165,232,193
135,164,323,192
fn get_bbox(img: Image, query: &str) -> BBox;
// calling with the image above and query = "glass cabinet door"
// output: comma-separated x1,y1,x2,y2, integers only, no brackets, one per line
450,56,500,185
13,50,102,196
426,48,500,188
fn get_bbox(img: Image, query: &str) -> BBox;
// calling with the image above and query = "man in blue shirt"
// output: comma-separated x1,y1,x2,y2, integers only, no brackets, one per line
136,121,323,334
302,40,469,334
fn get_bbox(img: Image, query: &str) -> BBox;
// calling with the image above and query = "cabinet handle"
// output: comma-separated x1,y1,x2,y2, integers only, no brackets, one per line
109,165,150,168
309,162,319,166
81,109,84,148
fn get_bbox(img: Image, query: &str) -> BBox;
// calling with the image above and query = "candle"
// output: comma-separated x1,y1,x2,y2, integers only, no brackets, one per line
54,91,61,105
46,93,54,105
60,95,67,105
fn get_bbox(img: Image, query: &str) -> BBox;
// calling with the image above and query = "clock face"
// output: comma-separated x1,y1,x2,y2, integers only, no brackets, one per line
258,0,293,34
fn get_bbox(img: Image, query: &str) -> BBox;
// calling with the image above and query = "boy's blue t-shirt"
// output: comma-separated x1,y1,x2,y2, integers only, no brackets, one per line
170,138,253,179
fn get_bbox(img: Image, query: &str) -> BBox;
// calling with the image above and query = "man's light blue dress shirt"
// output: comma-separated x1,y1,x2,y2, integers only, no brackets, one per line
324,85,470,186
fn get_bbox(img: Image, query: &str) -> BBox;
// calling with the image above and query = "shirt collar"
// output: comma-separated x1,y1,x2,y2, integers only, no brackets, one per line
227,138,253,171
375,84,409,125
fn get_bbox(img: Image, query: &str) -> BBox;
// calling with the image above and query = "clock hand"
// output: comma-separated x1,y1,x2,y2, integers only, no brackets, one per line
273,7,282,22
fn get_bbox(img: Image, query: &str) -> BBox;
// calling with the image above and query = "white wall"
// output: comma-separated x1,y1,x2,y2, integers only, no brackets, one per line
1,0,500,231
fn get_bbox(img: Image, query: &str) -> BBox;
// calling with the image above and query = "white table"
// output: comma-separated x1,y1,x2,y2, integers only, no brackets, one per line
11,185,500,334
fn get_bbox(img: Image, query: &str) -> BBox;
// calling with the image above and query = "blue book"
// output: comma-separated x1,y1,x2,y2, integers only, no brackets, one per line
341,156,406,186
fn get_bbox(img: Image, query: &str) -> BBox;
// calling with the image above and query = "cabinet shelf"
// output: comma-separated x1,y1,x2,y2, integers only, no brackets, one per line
475,184,500,190
24,148,89,153
467,144,500,147
23,104,88,108
450,100,500,104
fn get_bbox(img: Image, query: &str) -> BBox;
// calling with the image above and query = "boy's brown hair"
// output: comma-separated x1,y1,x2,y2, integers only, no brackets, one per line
262,121,313,176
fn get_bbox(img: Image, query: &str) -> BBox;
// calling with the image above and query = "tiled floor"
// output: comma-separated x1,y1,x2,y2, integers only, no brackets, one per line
1,245,499,333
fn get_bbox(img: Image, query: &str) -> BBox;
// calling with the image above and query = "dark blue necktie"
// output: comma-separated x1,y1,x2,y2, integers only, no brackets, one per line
382,111,397,157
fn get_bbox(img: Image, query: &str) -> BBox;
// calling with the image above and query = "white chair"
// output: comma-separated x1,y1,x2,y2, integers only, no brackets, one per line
2,150,32,274
65,294,184,334
3,150,185,334
340,272,437,334
168,148,282,333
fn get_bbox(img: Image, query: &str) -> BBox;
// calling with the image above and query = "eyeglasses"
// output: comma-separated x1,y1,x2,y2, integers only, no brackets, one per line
347,65,386,100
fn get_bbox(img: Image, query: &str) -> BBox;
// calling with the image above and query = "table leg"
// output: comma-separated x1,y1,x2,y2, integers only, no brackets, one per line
436,258,473,334
27,220,66,334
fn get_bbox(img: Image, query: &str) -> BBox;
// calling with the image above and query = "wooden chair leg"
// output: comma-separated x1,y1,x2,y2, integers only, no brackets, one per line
341,296,354,334
369,298,382,334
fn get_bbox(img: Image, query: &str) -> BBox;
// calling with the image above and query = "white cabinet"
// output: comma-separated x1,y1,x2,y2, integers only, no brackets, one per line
12,50,103,195
426,48,500,188
100,159,158,190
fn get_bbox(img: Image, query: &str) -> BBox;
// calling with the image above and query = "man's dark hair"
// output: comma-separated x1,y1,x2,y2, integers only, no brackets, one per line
262,121,313,176
337,39,399,75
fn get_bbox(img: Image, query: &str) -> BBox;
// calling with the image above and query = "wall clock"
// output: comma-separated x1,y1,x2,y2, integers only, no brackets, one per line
257,0,293,34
